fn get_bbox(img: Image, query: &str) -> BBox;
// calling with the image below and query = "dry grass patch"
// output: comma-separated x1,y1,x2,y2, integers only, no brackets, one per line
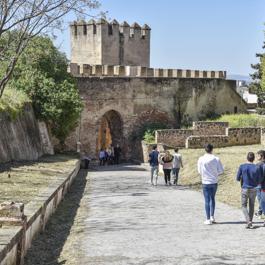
0,154,78,205
176,144,264,208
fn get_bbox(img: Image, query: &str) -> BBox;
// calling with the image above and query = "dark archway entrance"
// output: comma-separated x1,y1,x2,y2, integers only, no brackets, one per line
97,110,123,153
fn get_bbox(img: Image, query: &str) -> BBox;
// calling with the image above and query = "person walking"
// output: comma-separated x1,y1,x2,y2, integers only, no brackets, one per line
99,148,106,166
236,152,260,229
162,151,173,186
148,145,159,186
114,144,121,164
258,151,265,226
255,150,265,218
172,148,183,185
198,144,224,225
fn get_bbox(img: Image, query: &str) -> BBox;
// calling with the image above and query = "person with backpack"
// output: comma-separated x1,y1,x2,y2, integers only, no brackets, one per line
172,148,183,185
236,152,260,229
161,151,174,186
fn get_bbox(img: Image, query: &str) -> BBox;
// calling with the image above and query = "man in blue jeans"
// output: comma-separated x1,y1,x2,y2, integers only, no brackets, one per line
236,152,260,229
198,144,224,225
149,145,159,186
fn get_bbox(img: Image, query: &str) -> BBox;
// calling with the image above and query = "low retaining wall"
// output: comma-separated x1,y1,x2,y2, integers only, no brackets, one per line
186,127,261,148
0,160,80,265
155,129,193,148
193,121,229,136
156,121,262,149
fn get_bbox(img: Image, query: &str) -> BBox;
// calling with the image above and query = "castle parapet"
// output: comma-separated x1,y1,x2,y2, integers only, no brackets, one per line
68,63,227,79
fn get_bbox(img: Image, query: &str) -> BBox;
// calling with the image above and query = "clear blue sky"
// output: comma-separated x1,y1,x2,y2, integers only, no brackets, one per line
55,0,265,76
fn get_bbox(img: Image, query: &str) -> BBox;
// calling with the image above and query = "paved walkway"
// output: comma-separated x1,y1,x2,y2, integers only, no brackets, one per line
25,165,265,265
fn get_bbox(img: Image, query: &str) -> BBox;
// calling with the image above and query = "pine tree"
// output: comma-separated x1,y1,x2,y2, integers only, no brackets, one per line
249,28,265,106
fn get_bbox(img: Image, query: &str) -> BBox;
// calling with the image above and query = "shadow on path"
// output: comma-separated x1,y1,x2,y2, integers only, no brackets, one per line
24,169,88,265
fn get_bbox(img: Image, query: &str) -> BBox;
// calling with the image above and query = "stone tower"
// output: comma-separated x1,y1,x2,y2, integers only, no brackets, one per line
70,19,151,67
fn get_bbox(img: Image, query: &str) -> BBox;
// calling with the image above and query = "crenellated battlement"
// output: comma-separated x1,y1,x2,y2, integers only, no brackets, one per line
70,19,151,40
70,19,151,67
68,63,226,79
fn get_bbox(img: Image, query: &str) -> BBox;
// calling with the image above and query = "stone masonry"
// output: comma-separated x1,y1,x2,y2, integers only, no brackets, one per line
70,19,151,67
156,122,261,148
64,19,248,161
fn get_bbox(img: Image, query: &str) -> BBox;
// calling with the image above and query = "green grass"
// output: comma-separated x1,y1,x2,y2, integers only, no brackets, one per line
0,88,30,119
208,113,265,128
174,144,264,208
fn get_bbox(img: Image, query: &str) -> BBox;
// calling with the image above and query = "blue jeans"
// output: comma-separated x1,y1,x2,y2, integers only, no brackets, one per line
260,191,265,214
172,168,180,185
202,183,218,220
256,186,262,214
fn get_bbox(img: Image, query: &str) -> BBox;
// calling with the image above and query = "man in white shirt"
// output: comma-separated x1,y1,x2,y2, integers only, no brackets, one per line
198,144,224,225
172,148,183,185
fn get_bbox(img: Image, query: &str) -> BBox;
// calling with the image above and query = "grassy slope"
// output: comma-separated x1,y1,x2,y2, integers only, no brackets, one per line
177,144,264,208
208,114,265,128
0,88,30,118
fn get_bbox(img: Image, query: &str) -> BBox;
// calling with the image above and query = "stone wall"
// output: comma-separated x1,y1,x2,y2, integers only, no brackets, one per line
186,135,229,148
0,104,53,163
185,127,261,148
69,63,227,79
193,121,229,135
64,77,247,160
0,160,80,265
156,129,194,148
70,19,151,67
156,122,230,147
228,127,261,146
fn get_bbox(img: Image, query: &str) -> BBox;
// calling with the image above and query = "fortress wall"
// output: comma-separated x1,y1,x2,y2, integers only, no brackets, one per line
63,77,247,160
0,104,53,163
69,63,227,79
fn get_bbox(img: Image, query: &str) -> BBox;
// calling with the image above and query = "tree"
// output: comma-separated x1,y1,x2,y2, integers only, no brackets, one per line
0,0,100,98
261,57,265,93
249,26,265,105
7,35,83,144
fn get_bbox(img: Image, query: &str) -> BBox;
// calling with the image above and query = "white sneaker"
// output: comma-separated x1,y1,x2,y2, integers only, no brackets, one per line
204,219,212,225
210,216,216,223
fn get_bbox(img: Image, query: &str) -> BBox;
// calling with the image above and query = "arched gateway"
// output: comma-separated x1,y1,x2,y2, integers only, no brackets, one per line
96,110,123,154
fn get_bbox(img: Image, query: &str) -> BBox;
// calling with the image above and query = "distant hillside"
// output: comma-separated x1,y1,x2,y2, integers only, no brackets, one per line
227,74,251,84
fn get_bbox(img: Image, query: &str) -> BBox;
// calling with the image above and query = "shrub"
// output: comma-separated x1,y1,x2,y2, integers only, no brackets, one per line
0,88,30,119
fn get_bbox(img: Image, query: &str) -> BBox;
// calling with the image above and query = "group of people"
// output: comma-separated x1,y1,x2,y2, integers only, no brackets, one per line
149,143,265,229
149,146,183,186
99,144,122,166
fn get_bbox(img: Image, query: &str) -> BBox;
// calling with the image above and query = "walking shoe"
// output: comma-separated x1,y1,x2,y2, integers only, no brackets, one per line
210,216,216,223
246,222,253,229
168,182,172,186
204,219,212,225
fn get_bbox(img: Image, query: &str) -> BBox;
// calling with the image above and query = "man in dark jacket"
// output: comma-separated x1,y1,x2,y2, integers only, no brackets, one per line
255,150,265,218
149,145,159,186
257,150,265,226
236,152,260,229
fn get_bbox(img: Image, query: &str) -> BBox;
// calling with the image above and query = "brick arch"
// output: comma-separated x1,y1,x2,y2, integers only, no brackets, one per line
96,110,124,154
